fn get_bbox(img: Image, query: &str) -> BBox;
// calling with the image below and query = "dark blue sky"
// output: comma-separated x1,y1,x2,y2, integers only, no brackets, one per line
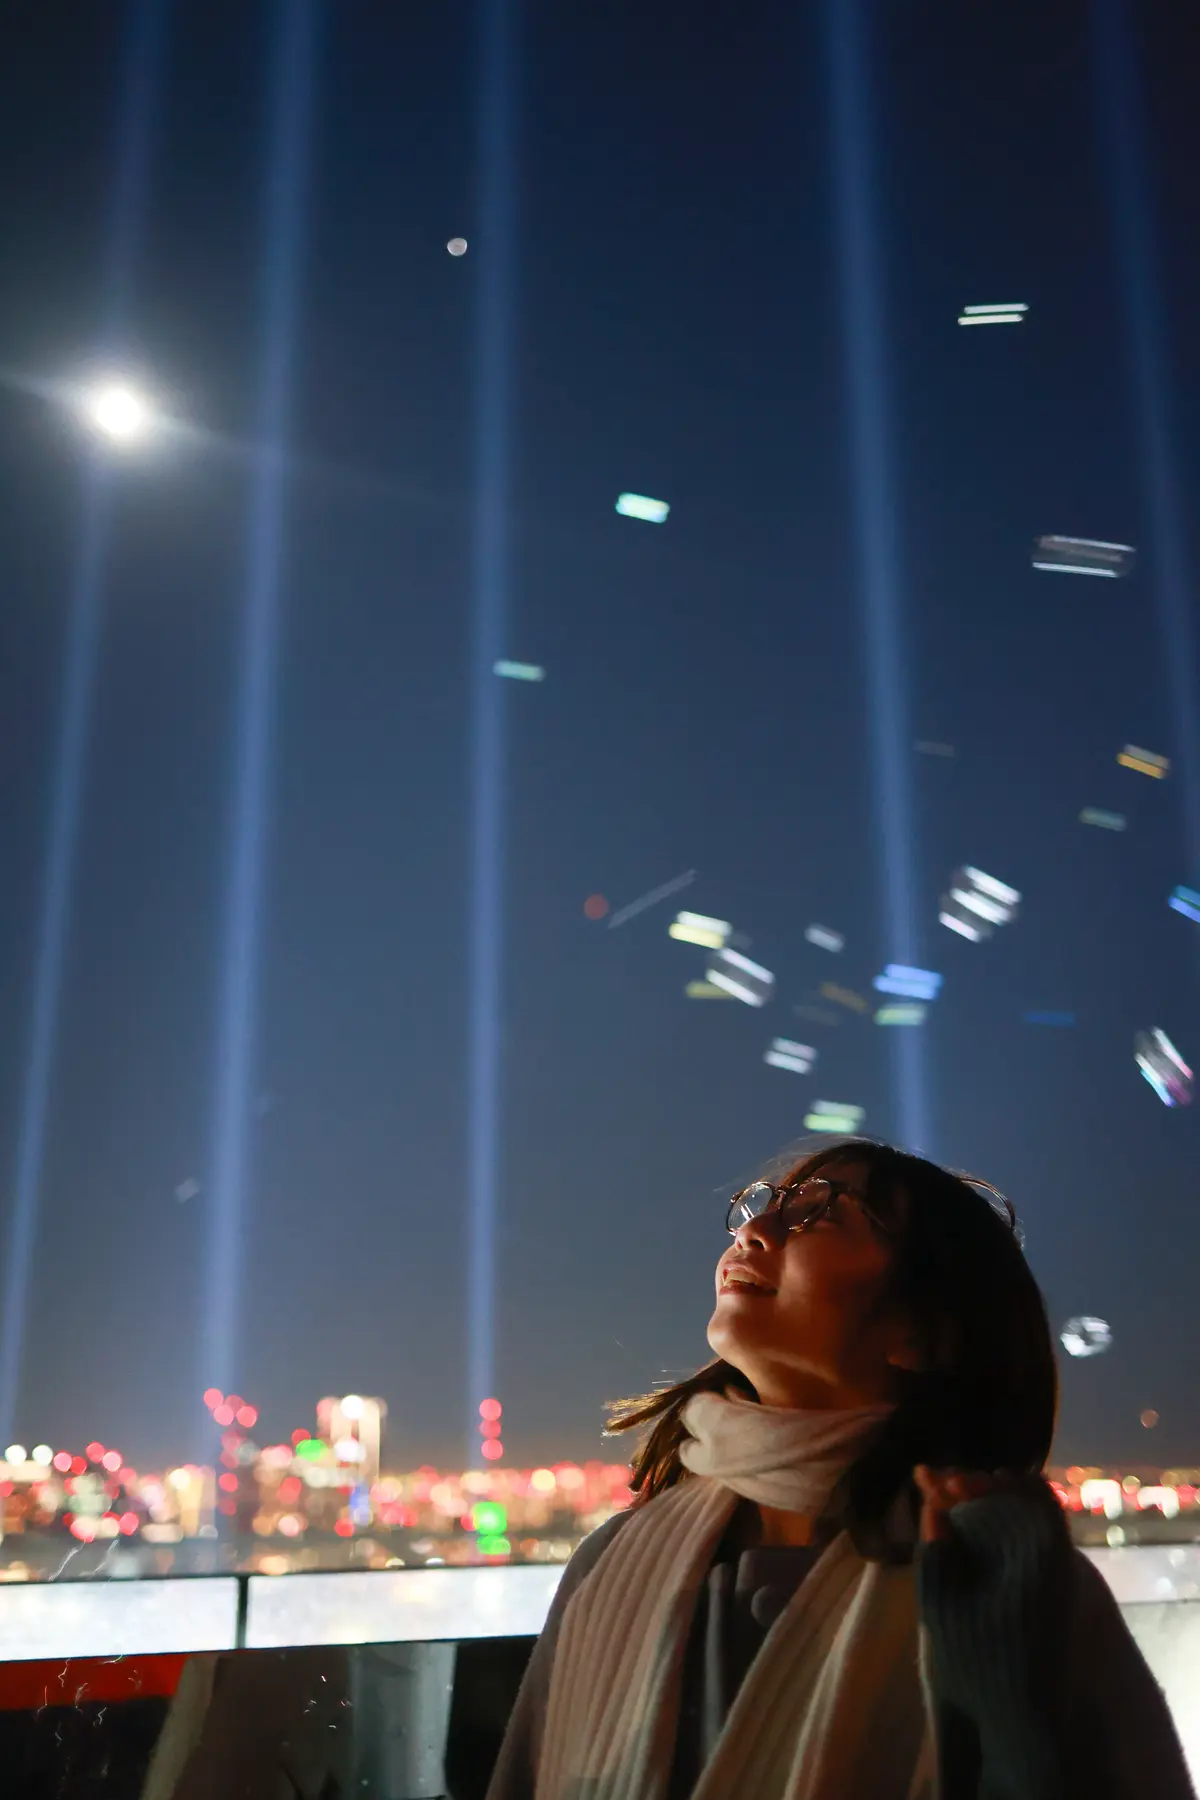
0,0,1197,1473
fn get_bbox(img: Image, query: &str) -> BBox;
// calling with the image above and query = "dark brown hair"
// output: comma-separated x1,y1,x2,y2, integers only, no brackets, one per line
605,1138,1059,1562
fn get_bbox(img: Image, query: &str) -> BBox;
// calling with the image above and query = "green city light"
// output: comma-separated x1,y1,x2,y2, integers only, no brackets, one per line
472,1500,508,1535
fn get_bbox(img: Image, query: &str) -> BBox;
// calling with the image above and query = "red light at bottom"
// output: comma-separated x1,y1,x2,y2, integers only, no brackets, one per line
334,1518,354,1537
481,1440,503,1462
118,1512,139,1535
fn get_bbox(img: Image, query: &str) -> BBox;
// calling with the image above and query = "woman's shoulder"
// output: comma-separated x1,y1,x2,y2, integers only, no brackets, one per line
554,1508,634,1606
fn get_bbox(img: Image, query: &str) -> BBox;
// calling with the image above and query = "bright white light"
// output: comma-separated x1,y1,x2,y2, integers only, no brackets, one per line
1080,1478,1123,1519
4,1444,26,1465
1060,1315,1111,1358
706,948,774,1007
1032,536,1134,577
615,492,670,524
961,867,1021,906
957,311,1026,326
765,1039,815,1074
31,1444,53,1465
804,925,844,952
960,303,1028,317
340,1394,364,1420
84,382,153,444
1137,1486,1180,1519
447,237,468,256
949,885,1012,926
939,909,984,941
669,911,730,949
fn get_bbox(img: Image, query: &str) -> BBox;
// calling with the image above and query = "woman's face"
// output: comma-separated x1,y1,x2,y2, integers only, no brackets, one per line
707,1160,918,1409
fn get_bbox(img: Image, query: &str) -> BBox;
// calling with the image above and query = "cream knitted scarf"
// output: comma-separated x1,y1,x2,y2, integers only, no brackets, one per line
535,1391,940,1800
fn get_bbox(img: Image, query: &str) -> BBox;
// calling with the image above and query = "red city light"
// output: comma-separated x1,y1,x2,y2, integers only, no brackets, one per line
478,1398,503,1422
101,1450,122,1473
71,1456,87,1476
236,1405,258,1429
480,1419,502,1438
203,1388,223,1410
291,1429,310,1445
226,1396,244,1412
278,1476,302,1504
217,1498,236,1516
118,1512,139,1535
218,1473,239,1493
481,1440,503,1461
213,1405,234,1427
334,1518,354,1538
583,894,610,921
52,1452,72,1473
85,1442,105,1462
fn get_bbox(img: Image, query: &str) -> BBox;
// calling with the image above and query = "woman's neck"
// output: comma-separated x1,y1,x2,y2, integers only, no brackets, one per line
754,1502,818,1547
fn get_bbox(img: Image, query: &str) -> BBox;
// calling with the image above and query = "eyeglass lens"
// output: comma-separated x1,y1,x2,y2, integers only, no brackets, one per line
727,1179,833,1233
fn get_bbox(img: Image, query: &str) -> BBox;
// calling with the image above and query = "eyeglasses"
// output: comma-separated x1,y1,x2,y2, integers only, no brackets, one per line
725,1176,892,1238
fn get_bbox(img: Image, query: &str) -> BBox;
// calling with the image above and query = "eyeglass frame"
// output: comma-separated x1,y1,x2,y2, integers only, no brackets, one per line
725,1175,895,1239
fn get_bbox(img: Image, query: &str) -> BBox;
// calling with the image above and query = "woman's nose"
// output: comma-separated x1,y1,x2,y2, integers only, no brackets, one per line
732,1211,782,1253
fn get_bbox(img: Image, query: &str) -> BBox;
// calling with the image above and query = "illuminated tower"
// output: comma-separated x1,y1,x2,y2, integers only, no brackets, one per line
317,1395,385,1487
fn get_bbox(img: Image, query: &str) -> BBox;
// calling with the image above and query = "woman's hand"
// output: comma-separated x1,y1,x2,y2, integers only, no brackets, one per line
913,1463,1022,1543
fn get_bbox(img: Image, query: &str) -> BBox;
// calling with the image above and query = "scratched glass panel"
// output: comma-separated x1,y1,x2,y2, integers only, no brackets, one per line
0,1575,239,1659
245,1563,565,1648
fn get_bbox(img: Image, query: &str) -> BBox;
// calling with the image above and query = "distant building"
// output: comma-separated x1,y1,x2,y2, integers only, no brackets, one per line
318,1395,386,1488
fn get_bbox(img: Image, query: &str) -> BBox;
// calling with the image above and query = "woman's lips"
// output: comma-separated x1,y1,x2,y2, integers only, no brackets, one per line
720,1271,777,1296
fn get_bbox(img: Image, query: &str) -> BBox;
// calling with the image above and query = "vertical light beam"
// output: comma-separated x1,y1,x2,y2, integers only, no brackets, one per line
467,0,518,1459
0,0,170,1446
1094,0,1200,874
824,0,929,1152
201,0,319,1408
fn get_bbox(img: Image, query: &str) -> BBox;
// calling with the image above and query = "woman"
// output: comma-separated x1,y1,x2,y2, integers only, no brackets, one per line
486,1138,1195,1800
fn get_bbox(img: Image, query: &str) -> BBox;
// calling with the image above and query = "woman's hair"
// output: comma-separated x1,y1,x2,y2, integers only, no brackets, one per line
604,1137,1059,1563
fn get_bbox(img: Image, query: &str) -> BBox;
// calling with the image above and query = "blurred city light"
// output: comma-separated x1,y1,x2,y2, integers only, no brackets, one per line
873,964,942,1000
447,236,468,255
804,1100,865,1133
705,947,774,1006
804,924,844,952
1061,1315,1113,1357
1168,885,1200,923
493,659,544,681
1135,1028,1193,1107
874,1003,927,1026
957,302,1028,325
685,980,734,1000
615,492,669,523
605,869,695,930
81,379,155,444
1118,744,1169,778
1031,535,1136,577
818,982,869,1014
669,911,731,949
1080,808,1127,830
764,1038,816,1073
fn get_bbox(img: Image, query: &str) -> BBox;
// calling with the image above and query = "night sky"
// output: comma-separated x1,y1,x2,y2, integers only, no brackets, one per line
1,0,1198,1475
